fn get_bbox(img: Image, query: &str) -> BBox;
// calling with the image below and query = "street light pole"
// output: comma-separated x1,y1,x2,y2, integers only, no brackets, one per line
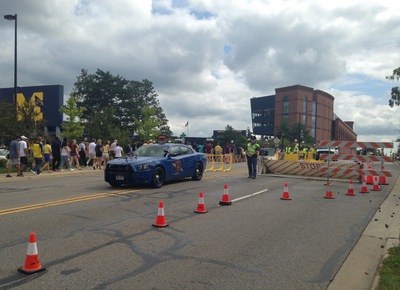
4,14,17,119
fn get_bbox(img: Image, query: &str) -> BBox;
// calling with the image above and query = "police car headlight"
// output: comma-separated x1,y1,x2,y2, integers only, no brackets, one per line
135,164,150,171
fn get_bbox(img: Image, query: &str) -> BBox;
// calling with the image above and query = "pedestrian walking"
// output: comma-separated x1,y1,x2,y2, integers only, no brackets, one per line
87,138,96,168
70,139,81,169
95,139,103,170
60,140,74,171
6,135,21,178
18,135,29,176
40,139,52,173
78,139,87,167
51,137,61,171
31,137,44,175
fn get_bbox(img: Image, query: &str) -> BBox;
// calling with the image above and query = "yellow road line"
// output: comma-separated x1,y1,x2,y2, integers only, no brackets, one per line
0,189,138,216
1,169,247,216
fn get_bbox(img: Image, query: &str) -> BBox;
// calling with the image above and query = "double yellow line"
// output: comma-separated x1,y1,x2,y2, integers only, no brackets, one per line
1,169,247,216
0,189,138,216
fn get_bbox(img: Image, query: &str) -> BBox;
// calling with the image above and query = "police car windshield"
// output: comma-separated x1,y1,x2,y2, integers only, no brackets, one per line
135,145,169,157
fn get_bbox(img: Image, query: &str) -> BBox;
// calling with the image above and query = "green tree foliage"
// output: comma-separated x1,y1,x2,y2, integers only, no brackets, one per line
60,95,85,140
0,101,16,145
71,69,170,139
277,120,314,147
214,125,248,148
133,106,161,141
386,67,400,107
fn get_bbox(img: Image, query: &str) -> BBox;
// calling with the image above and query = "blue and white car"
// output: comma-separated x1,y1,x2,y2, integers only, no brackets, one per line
105,143,207,188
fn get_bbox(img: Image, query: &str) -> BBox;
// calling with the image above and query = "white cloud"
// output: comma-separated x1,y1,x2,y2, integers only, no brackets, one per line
1,0,399,141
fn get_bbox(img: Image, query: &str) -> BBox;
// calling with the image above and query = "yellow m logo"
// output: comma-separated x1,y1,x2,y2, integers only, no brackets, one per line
16,92,44,121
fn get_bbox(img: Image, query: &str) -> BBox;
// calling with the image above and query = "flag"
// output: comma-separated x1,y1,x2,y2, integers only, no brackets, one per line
185,121,188,127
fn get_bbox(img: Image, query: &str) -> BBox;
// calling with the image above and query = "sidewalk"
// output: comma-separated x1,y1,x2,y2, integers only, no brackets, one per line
328,174,400,290
0,165,101,181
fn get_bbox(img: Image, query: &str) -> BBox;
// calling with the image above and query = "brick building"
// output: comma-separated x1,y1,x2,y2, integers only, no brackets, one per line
251,84,357,151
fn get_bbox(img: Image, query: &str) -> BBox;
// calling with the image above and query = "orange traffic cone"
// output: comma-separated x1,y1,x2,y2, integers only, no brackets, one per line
324,182,334,199
18,232,46,274
194,192,208,214
360,176,369,193
219,184,232,205
371,176,381,191
152,201,169,227
346,180,355,196
280,183,291,200
379,175,389,185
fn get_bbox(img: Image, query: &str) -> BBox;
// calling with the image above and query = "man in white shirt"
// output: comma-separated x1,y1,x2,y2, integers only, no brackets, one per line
114,143,124,158
87,138,97,169
18,135,29,177
110,140,117,158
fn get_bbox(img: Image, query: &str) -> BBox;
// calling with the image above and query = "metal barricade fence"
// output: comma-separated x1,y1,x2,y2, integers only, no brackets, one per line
205,154,233,172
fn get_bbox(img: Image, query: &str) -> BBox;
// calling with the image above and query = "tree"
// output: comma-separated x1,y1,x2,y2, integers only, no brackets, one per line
71,69,169,136
277,120,314,147
0,101,16,145
132,106,161,141
60,95,85,140
386,67,400,107
213,125,248,148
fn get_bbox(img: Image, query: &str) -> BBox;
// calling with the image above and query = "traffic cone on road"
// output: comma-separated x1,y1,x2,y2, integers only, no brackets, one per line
324,182,334,199
219,184,232,205
379,175,389,185
280,183,291,200
346,180,355,196
18,232,46,274
360,176,369,194
366,175,373,184
194,192,208,214
371,176,381,191
152,201,169,227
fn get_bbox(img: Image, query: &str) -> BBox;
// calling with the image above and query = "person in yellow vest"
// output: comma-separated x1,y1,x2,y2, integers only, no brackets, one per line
214,143,222,162
285,146,291,154
31,136,44,175
245,135,260,179
302,147,308,159
309,146,316,159
293,143,299,154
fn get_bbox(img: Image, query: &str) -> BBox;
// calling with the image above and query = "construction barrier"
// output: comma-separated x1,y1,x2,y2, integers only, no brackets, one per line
260,159,360,180
318,140,393,184
205,154,233,172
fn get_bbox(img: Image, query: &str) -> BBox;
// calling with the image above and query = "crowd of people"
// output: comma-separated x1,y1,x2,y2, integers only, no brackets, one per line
5,135,132,178
187,141,247,163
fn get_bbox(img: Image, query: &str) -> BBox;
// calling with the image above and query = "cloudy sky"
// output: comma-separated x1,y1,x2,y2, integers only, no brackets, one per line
1,0,400,142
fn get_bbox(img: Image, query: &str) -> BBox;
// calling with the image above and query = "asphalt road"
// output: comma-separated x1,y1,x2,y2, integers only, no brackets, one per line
0,163,398,290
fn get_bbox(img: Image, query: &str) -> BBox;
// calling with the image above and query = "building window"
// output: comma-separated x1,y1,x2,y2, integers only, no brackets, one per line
283,96,289,121
312,100,316,138
303,96,307,124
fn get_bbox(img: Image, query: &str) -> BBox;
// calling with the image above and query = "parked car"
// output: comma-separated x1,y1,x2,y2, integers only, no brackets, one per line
0,148,9,160
259,148,276,160
104,143,207,188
